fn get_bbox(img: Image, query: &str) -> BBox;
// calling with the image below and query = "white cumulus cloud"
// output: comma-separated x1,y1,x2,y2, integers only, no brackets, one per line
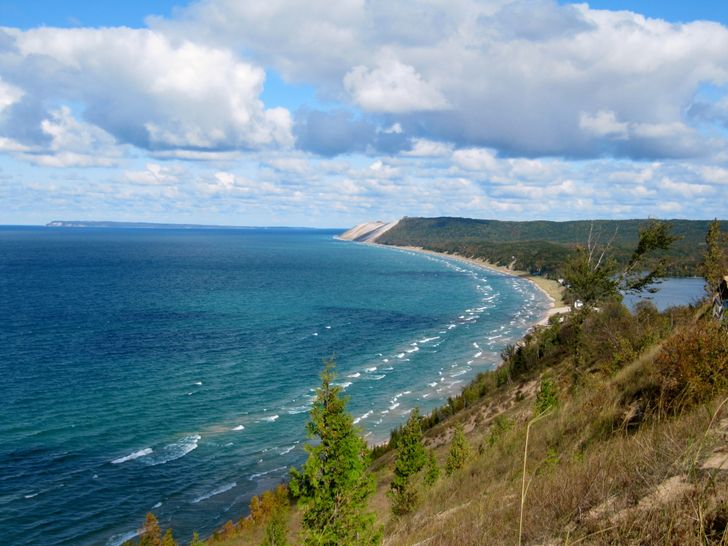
1,26,292,153
344,60,448,113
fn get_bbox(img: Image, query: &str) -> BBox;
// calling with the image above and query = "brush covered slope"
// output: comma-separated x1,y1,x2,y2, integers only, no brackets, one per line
376,217,727,277
375,301,728,545
162,299,728,545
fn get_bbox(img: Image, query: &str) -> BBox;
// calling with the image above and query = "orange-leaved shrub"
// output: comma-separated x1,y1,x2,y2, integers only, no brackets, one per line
654,320,728,412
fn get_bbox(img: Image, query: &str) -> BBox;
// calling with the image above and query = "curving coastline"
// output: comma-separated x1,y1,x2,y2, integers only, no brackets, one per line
339,220,569,326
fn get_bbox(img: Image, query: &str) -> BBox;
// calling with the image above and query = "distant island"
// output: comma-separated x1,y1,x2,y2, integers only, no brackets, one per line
46,220,321,230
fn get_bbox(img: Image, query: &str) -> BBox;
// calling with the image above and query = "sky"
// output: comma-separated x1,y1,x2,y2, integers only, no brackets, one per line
1,1,728,227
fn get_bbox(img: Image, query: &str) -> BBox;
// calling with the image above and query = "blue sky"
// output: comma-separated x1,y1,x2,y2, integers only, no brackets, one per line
1,1,728,226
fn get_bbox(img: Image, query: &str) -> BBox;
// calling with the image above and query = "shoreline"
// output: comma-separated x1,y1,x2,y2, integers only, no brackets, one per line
355,240,569,449
371,243,569,322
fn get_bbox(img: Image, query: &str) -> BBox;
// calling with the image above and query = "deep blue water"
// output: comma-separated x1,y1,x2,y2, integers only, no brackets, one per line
0,227,551,545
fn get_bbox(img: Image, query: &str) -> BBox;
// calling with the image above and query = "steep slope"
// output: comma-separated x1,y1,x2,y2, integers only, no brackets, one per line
338,220,399,242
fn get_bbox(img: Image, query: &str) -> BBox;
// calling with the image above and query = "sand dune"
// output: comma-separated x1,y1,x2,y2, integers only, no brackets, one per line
337,220,399,242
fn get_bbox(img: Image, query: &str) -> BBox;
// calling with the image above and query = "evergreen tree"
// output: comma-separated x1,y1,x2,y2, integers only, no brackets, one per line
445,424,472,476
289,361,380,545
701,219,728,296
389,408,427,515
160,529,177,546
424,450,440,487
261,506,288,546
534,377,558,414
138,513,162,546
261,485,289,546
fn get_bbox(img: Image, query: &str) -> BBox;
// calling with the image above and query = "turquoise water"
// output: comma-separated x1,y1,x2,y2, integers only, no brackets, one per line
0,227,550,545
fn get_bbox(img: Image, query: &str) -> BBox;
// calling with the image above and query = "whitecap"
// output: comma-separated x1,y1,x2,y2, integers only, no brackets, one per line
111,448,153,464
279,445,296,455
474,351,483,358
419,336,440,344
365,366,377,372
143,435,201,466
24,493,38,499
153,502,162,509
259,415,279,423
286,406,309,415
389,402,400,410
232,425,245,431
473,342,480,349
107,530,140,546
347,372,361,378
382,358,389,363
325,326,331,329
249,466,287,481
396,353,406,359
312,332,318,336
192,482,237,503
428,382,438,387
194,381,202,386
406,347,419,354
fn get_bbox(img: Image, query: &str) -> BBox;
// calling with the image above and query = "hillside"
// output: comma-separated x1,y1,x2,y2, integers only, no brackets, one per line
150,299,728,546
374,217,726,277
375,302,728,545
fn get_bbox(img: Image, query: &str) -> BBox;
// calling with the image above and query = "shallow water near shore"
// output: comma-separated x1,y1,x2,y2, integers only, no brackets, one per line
0,227,551,545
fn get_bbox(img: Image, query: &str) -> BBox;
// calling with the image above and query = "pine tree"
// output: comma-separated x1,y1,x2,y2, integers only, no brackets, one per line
160,529,177,546
534,377,558,414
445,424,472,476
138,513,162,546
261,506,288,546
389,408,427,515
424,450,440,487
289,361,381,545
261,484,289,546
701,219,728,296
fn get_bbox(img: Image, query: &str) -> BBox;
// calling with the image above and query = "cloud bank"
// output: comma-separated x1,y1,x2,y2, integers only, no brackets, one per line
1,0,728,225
